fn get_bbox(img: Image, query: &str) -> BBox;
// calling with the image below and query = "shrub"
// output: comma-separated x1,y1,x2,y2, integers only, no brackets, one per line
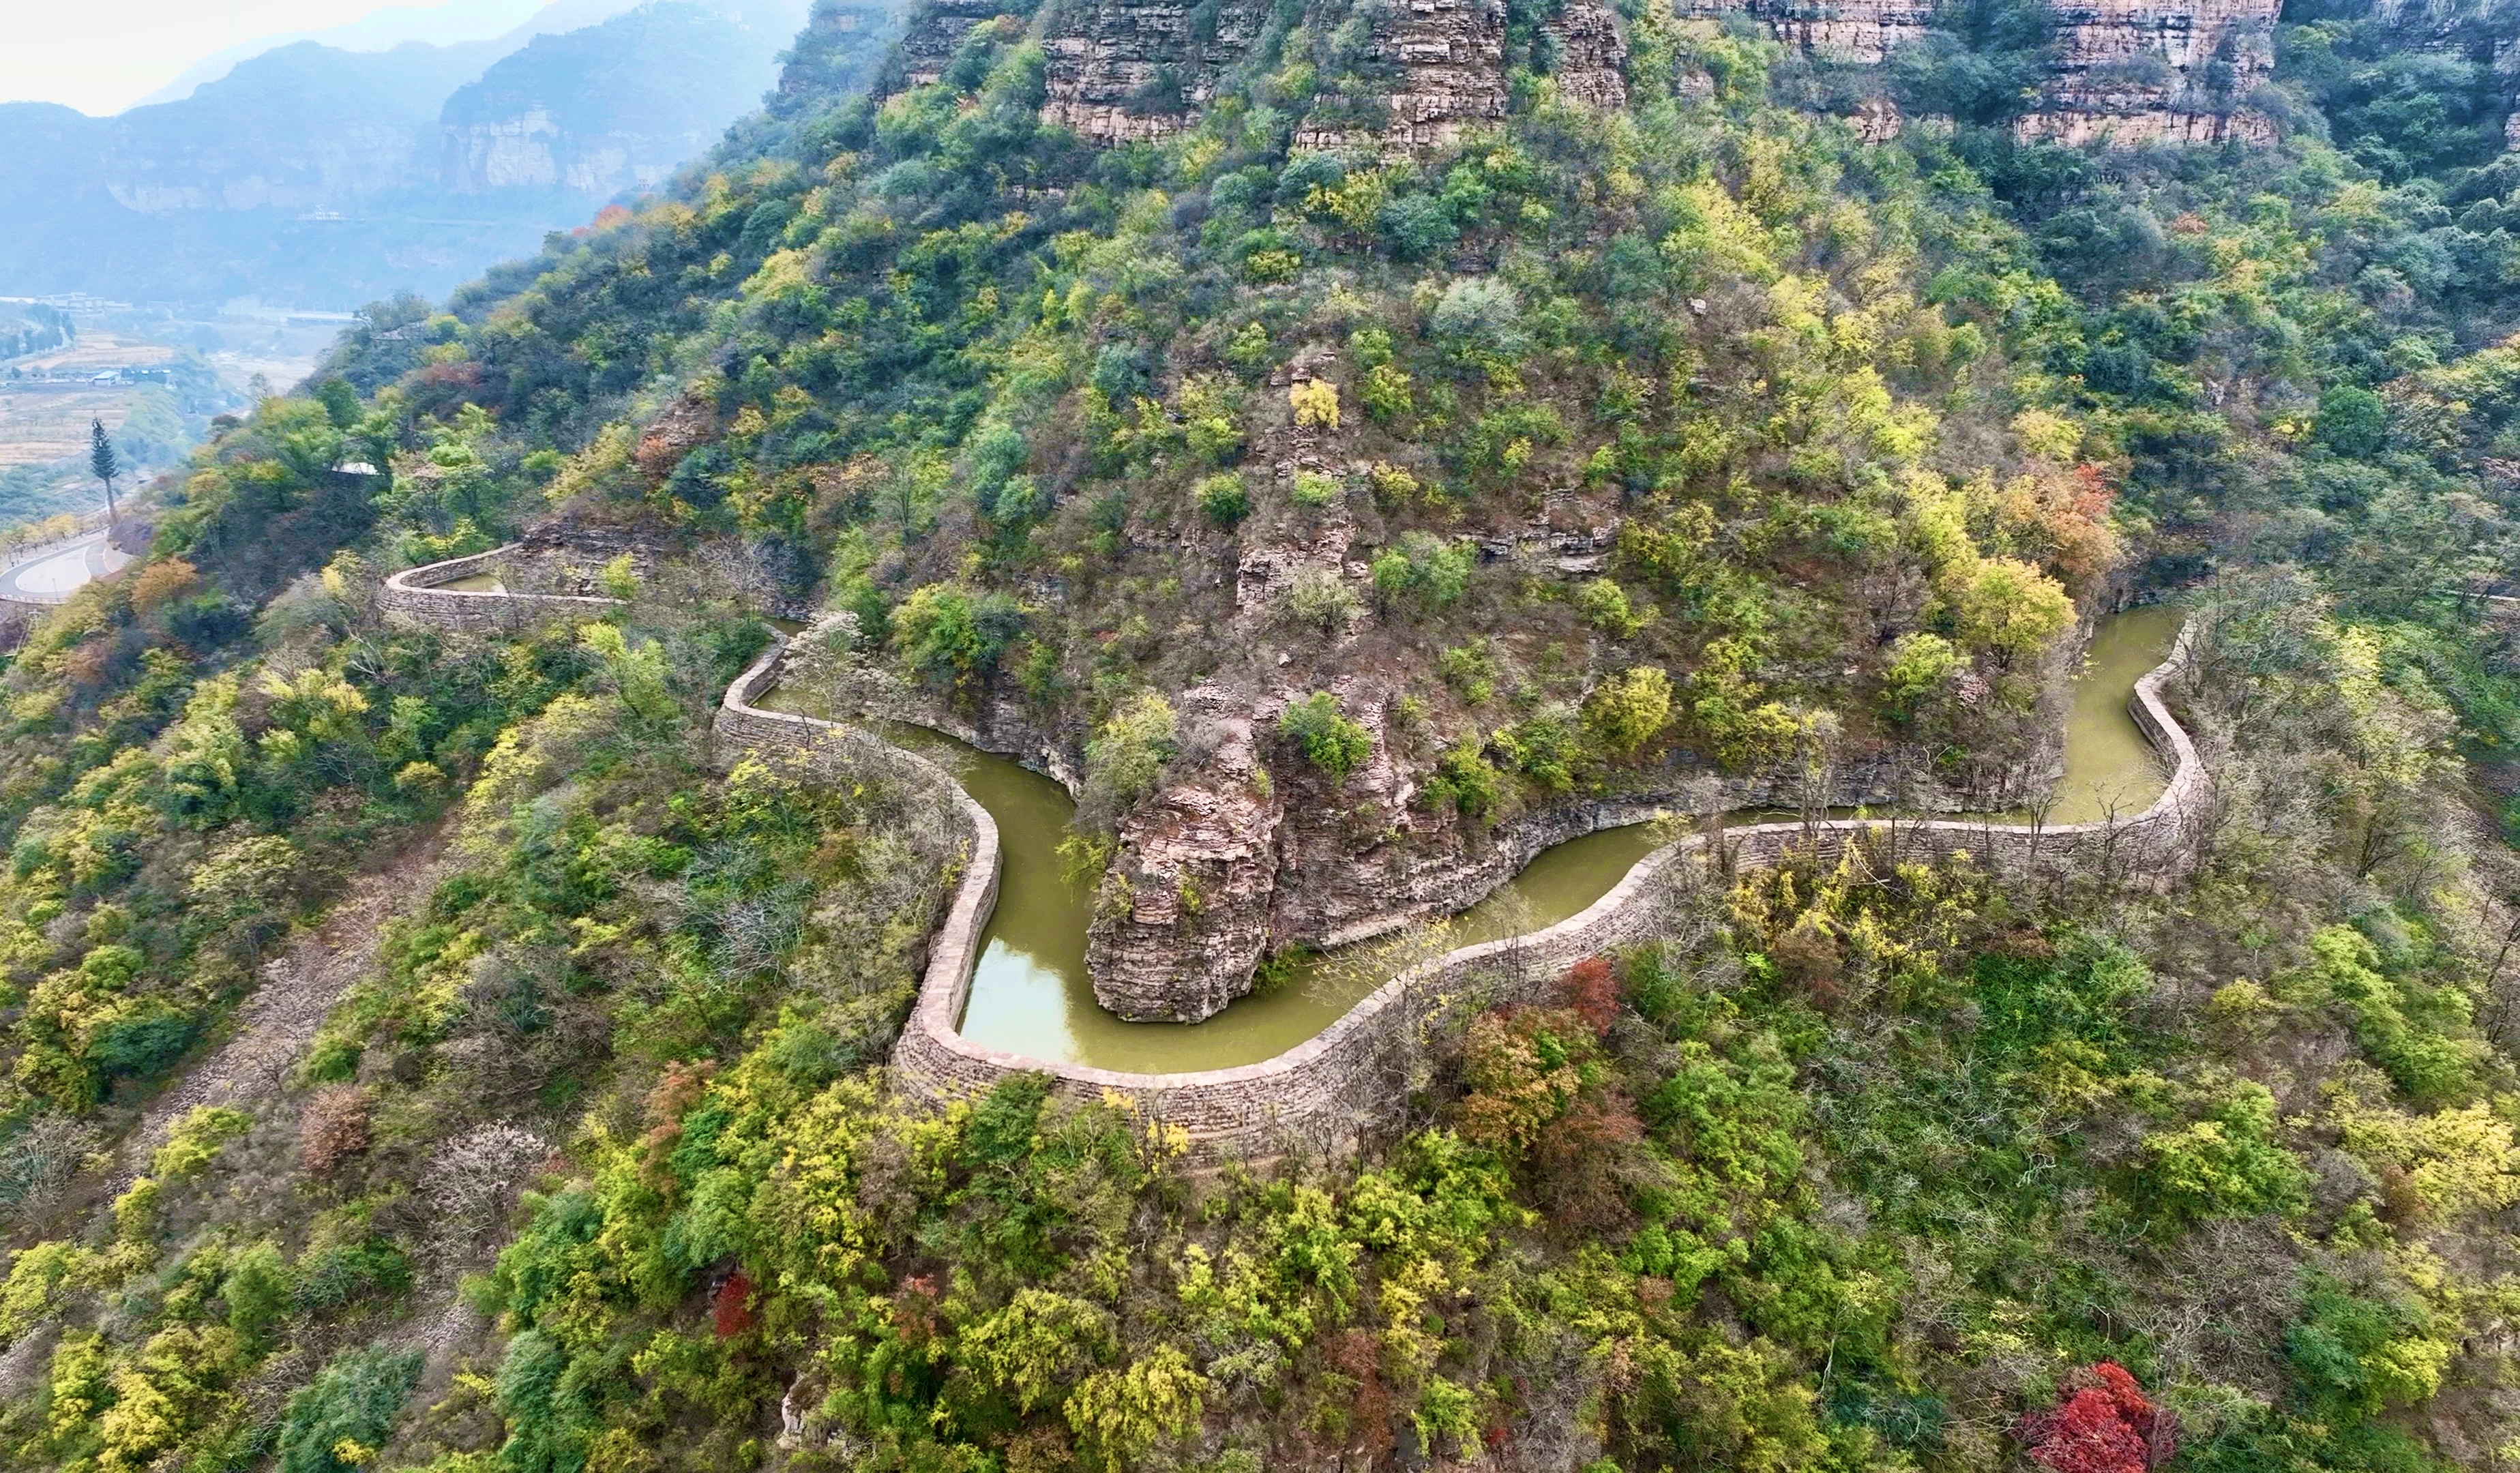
293,1234,411,1311
1880,631,1963,721
1283,567,1360,630
1576,578,1648,637
276,1345,422,1473
2294,926,2482,1105
1279,694,1374,781
1289,378,1340,430
2136,1082,2311,1225
222,1241,291,1343
422,1124,550,1249
1440,640,1496,704
2284,1279,2450,1420
2015,1362,2172,1473
964,1287,1113,1413
151,1107,250,1180
1423,739,1500,817
1557,957,1618,1035
493,1328,600,1473
0,1115,98,1223
1224,321,1273,372
1066,1344,1208,1473
0,1241,88,1343
299,1086,372,1178
1291,470,1342,505
1090,342,1152,402
1194,472,1249,526
1429,277,1526,359
1085,691,1180,812
1361,363,1414,421
711,1269,755,1337
129,559,201,615
1367,461,1420,504
88,1005,196,1084
1457,1007,1599,1155
895,582,1026,687
1492,710,1586,791
1584,666,1673,758
1371,532,1472,610
1379,194,1459,259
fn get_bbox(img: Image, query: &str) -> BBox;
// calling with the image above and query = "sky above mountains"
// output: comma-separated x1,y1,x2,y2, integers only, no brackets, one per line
1,0,593,114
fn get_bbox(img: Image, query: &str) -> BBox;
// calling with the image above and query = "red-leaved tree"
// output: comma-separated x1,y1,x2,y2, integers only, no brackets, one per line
1556,955,1618,1037
712,1269,756,1339
2017,1363,2174,1473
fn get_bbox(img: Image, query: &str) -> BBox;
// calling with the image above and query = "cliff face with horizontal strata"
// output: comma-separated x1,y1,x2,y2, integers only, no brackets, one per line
1680,0,2279,145
893,0,2279,153
893,0,1626,150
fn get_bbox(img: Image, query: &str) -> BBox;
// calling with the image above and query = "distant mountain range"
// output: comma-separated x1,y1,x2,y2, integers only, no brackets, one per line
130,0,642,108
0,0,850,311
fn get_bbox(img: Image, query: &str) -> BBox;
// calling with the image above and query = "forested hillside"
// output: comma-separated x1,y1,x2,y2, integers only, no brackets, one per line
0,0,2512,1470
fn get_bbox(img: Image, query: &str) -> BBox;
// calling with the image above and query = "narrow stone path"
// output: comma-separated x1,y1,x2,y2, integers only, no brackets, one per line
115,827,451,1182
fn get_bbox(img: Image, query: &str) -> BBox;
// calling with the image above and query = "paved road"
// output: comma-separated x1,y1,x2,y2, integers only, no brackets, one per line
0,529,128,603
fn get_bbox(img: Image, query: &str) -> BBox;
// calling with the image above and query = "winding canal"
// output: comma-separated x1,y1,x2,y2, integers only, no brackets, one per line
766,605,2187,1072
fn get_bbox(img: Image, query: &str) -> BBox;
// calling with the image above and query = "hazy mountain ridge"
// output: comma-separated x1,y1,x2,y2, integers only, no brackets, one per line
0,0,827,310
439,1,820,195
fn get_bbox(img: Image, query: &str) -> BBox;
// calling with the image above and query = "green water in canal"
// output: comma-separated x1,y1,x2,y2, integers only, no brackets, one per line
758,606,2184,1073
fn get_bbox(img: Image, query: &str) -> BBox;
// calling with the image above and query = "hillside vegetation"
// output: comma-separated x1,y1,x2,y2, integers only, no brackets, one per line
0,0,2511,1471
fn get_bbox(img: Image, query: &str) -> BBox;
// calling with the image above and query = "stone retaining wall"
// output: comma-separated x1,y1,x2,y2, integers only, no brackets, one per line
376,545,625,631
390,548,2211,1164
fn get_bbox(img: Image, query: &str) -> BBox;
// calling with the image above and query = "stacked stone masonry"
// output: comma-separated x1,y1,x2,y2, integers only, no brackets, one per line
376,546,625,633
389,550,2209,1165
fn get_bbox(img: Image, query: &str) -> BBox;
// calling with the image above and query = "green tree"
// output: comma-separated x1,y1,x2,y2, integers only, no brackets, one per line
1195,472,1249,527
89,417,120,525
1932,558,2073,670
2315,385,2390,458
1880,632,1963,721
1065,1344,1208,1473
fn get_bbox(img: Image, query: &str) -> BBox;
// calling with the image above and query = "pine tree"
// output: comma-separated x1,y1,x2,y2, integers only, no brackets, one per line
89,416,119,526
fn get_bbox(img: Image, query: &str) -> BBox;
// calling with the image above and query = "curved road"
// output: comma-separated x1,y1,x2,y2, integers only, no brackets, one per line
0,529,128,604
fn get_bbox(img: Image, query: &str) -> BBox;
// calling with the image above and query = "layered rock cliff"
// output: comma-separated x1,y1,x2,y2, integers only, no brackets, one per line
892,0,1626,150
891,0,2281,154
1678,0,2279,145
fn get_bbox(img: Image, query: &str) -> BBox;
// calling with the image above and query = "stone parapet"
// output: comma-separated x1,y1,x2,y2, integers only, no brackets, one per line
376,545,625,631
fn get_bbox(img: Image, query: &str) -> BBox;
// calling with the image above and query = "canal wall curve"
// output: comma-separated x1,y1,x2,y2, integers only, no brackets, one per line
895,625,2203,1159
378,544,625,630
386,549,2210,1164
